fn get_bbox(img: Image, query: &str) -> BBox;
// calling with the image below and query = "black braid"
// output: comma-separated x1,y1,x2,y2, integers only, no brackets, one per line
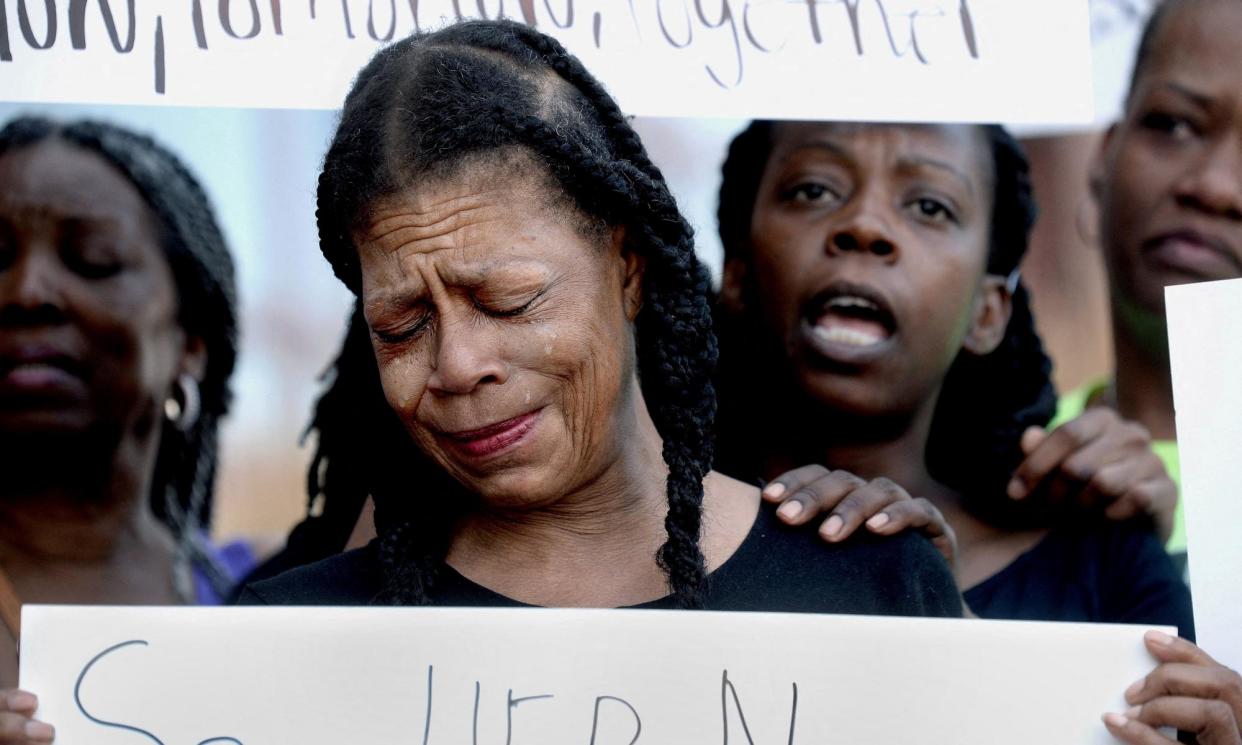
0,116,240,596
312,20,714,607
714,121,1056,527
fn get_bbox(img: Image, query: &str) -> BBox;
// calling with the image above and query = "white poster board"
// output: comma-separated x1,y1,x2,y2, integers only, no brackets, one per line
20,605,1162,744
1167,278,1242,672
0,0,1092,124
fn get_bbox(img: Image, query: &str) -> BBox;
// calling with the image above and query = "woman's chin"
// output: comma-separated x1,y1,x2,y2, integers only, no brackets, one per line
458,468,571,511
0,406,96,436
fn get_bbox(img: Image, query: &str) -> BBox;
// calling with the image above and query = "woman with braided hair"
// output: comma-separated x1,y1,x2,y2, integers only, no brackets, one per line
232,19,959,620
0,116,246,739
712,119,1194,632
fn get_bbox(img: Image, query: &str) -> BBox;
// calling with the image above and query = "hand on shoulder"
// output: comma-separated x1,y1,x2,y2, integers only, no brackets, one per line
760,464,958,572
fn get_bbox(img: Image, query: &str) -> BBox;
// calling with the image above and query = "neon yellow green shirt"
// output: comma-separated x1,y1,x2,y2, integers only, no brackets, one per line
1050,380,1185,556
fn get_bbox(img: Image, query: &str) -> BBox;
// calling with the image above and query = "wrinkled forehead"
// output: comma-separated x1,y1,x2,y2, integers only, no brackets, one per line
356,149,566,242
765,121,993,199
351,152,605,302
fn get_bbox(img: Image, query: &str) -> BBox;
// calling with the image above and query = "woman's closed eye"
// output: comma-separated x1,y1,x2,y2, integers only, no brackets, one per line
64,244,125,279
372,311,433,344
61,223,127,279
473,288,547,318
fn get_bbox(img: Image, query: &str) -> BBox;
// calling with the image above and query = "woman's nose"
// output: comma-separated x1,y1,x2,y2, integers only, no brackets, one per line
1175,139,1242,222
426,315,510,395
0,249,66,326
826,202,899,261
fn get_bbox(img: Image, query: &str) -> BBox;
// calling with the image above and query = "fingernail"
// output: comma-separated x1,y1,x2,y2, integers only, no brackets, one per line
1146,630,1175,646
1124,679,1143,701
820,515,844,539
866,513,890,529
10,691,37,710
1006,478,1025,499
1125,706,1141,719
763,482,787,499
25,721,54,741
777,501,803,521
1102,713,1128,728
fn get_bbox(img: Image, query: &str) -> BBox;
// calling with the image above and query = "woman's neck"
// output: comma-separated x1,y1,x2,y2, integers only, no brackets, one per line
766,396,947,502
761,392,1048,591
446,387,677,607
1110,302,1177,441
0,429,169,564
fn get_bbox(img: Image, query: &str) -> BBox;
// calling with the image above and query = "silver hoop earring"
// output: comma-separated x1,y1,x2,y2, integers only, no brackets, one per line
164,373,201,432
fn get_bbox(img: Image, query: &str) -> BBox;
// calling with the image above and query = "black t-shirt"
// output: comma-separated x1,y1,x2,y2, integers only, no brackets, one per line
239,505,963,618
963,519,1195,640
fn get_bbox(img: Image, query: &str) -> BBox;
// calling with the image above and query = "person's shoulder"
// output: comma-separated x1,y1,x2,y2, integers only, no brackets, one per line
712,507,961,617
236,541,385,606
825,527,958,596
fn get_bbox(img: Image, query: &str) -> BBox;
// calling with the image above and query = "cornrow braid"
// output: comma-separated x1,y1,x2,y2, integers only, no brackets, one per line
714,121,1057,527
312,19,714,607
0,116,240,598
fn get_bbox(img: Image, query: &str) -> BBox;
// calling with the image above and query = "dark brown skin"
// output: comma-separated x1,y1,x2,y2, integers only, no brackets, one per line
729,120,1235,742
354,154,759,608
1089,3,1242,740
1104,632,1242,745
1092,0,1242,443
0,141,206,741
720,122,1038,591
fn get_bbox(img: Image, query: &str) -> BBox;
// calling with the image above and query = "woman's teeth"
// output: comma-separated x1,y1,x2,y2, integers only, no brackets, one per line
812,323,887,347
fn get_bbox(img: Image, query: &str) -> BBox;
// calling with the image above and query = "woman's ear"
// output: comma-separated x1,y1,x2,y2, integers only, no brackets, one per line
614,227,645,322
1088,124,1117,204
720,258,748,314
180,334,209,383
962,275,1013,356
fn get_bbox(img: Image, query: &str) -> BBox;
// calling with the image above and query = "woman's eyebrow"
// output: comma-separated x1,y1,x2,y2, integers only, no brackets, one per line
363,293,413,320
1162,81,1213,111
897,156,975,197
438,258,552,288
786,139,851,162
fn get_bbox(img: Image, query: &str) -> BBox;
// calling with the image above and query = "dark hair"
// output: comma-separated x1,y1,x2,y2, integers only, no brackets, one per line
0,116,239,595
311,20,717,607
714,121,1056,524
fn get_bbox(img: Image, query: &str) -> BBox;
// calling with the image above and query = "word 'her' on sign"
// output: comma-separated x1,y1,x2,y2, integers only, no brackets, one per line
21,606,1159,745
72,638,802,745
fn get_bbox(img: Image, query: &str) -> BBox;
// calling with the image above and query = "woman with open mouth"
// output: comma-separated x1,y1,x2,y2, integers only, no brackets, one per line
710,119,1242,743
714,119,1192,635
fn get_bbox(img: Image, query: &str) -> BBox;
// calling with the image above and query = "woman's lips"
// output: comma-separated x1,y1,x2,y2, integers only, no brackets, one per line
1143,230,1242,280
0,346,87,398
441,409,542,460
799,287,897,365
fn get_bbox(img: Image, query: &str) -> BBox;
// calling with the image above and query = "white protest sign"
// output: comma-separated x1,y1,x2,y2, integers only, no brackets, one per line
1167,278,1242,673
0,0,1092,124
21,605,1161,744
